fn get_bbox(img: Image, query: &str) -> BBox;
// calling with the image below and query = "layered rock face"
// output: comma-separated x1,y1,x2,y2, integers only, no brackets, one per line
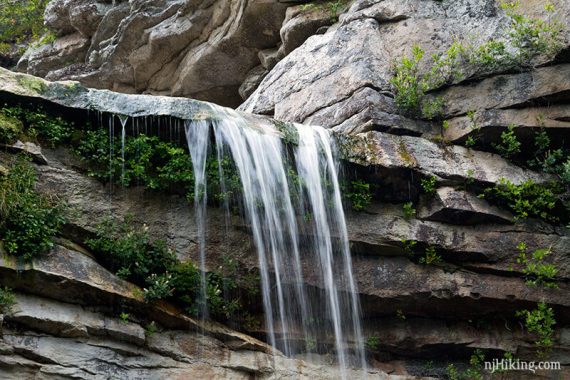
1,67,570,378
7,0,570,378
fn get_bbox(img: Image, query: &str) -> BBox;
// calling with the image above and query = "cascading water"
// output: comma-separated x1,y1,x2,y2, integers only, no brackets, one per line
185,105,366,376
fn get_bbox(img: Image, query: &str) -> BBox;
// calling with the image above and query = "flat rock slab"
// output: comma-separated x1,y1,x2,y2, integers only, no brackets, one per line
417,187,514,225
340,131,549,186
443,105,570,143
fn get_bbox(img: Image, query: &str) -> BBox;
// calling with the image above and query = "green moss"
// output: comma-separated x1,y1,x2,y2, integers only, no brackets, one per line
397,140,415,167
0,112,23,144
17,75,47,94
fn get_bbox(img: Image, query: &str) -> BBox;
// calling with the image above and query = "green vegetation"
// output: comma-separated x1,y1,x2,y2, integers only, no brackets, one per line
1,105,73,147
516,301,556,356
145,321,158,337
86,216,177,285
420,175,437,194
390,2,563,117
389,45,445,118
86,216,258,322
446,349,485,380
0,0,51,55
76,128,373,212
119,312,130,324
493,124,521,159
76,130,195,192
299,0,349,23
501,1,563,66
528,129,570,185
342,179,372,211
419,245,442,265
396,309,406,320
0,112,23,144
365,336,380,351
0,157,66,260
481,179,561,223
402,202,416,219
516,242,558,289
0,287,16,313
401,239,417,254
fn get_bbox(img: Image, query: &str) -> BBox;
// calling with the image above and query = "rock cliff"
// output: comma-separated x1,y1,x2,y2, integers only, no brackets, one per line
5,0,570,378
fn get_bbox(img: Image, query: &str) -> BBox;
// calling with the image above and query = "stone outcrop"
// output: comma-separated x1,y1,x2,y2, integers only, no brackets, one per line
17,0,289,107
0,251,410,379
1,68,570,379
5,0,570,378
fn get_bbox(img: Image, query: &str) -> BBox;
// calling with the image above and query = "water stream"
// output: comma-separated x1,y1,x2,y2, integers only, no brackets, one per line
184,105,366,376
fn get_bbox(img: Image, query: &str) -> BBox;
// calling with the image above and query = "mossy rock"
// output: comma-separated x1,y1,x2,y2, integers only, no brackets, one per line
0,112,23,144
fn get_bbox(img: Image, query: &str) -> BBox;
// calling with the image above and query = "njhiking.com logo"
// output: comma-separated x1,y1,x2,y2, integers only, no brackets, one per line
485,358,561,374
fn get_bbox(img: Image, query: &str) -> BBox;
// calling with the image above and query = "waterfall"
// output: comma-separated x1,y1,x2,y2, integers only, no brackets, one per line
185,105,366,375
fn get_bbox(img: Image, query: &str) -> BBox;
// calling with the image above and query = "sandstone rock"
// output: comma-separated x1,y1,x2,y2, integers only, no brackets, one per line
240,0,510,123
8,293,146,344
417,187,514,225
305,87,435,136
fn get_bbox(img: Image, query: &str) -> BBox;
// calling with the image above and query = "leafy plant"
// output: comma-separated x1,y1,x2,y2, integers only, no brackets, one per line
528,129,570,184
85,216,177,285
501,0,564,66
1,105,73,147
402,202,416,220
493,124,521,158
342,179,373,211
481,179,559,222
86,217,258,322
144,272,174,302
401,239,417,254
390,3,563,117
419,246,442,265
446,349,485,380
464,136,476,148
0,0,51,56
0,287,16,313
390,45,430,117
0,110,23,144
420,175,437,194
516,242,558,288
119,312,130,324
365,336,380,351
0,157,66,260
145,321,158,337
516,301,556,356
